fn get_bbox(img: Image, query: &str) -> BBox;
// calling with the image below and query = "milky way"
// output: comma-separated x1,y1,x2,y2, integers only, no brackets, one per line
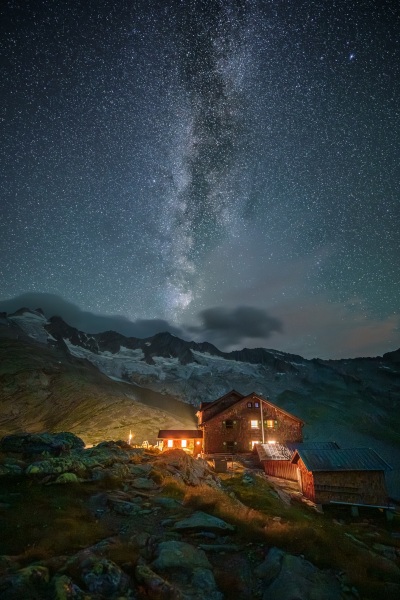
1,0,399,358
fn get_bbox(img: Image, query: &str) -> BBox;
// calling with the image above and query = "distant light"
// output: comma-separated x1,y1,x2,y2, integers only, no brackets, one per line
268,440,276,444
196,441,201,445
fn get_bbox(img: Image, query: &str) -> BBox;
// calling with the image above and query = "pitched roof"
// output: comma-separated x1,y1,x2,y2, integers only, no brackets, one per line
199,390,304,425
200,389,244,412
157,430,203,440
291,447,391,472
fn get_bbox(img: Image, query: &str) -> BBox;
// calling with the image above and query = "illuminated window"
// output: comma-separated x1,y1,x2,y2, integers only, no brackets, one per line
247,402,253,408
251,440,259,448
266,420,275,428
167,439,173,448
250,420,259,429
268,440,276,444
254,402,260,408
181,439,187,448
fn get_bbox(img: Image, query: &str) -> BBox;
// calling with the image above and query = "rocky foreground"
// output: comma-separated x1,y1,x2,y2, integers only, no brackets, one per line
0,433,400,599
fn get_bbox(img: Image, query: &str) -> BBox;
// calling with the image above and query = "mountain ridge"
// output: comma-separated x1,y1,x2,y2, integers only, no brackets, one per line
1,306,400,498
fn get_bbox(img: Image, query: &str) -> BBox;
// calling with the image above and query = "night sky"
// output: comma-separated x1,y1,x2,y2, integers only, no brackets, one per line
1,0,399,359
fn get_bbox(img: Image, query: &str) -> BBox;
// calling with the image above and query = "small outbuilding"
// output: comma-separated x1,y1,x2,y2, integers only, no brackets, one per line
157,430,203,456
291,446,391,506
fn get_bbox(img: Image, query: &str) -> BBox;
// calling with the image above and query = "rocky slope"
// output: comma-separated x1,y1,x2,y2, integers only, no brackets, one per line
1,433,399,599
1,308,400,496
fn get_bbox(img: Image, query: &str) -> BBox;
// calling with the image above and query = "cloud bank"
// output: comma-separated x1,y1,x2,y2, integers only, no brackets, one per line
187,306,283,348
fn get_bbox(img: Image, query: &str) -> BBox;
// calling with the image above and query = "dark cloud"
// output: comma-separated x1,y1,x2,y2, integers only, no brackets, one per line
0,293,183,339
187,306,283,347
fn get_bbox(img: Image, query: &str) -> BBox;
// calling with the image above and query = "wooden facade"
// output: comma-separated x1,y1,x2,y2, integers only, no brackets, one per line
197,390,304,454
291,447,390,506
157,430,203,456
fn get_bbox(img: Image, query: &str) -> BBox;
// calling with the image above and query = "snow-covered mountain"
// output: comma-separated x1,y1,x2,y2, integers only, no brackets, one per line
1,307,400,496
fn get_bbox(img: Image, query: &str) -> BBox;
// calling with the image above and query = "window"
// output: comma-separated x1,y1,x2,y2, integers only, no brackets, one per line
247,402,253,408
167,439,173,448
224,420,234,429
250,440,259,449
226,441,235,452
254,402,260,408
250,420,259,429
266,419,275,429
181,439,187,448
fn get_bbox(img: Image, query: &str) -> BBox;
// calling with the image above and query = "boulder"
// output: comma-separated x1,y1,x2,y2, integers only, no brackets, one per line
55,472,80,484
173,511,235,534
0,433,84,457
255,547,352,600
52,574,87,599
0,565,49,600
152,540,211,571
151,541,222,599
155,450,217,486
79,556,130,596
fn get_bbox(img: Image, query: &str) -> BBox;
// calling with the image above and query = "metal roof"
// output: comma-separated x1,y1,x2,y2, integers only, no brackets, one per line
157,430,203,439
258,443,292,460
286,441,340,452
291,447,391,472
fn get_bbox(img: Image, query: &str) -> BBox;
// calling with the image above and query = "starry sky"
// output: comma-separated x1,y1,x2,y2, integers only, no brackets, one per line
1,0,399,359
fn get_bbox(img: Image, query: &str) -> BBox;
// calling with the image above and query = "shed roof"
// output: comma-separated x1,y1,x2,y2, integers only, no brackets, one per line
157,430,203,440
286,441,340,452
258,443,292,460
291,447,391,472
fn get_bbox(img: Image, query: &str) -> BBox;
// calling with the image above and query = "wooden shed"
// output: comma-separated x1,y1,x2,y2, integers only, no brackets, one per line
291,447,391,506
256,442,298,481
157,430,203,456
257,441,340,482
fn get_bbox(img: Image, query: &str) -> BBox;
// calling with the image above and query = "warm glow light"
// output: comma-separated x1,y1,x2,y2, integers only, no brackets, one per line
181,439,187,448
128,430,133,445
250,420,259,429
167,439,173,448
268,440,276,444
251,440,259,448
196,441,201,445
266,419,275,428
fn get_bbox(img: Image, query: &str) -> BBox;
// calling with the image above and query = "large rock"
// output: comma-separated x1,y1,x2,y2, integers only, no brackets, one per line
0,433,84,457
173,511,235,534
0,565,49,600
155,450,218,486
80,556,130,596
151,541,222,600
255,547,353,600
152,540,211,571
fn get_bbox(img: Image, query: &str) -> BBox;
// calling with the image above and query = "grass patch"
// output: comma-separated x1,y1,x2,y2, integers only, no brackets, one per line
0,478,110,560
173,474,400,599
